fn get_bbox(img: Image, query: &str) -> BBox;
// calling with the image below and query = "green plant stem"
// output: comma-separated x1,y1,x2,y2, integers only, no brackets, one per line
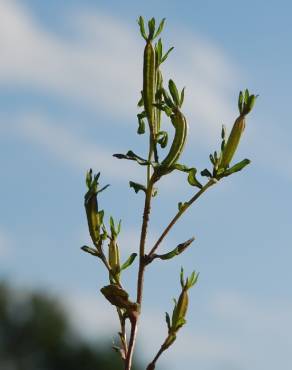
146,345,165,370
117,308,127,357
125,178,154,370
148,179,216,258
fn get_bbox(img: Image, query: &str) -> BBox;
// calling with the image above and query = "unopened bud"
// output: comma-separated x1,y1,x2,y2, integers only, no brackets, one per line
220,115,246,169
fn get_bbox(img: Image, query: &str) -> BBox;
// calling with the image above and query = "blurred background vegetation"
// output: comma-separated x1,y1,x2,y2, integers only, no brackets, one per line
0,281,141,370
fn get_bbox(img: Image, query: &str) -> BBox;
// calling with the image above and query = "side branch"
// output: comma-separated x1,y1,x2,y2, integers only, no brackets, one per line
148,179,216,258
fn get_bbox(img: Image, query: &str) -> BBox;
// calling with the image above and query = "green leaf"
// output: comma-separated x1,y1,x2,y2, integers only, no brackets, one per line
81,245,99,257
163,105,173,116
86,169,93,188
154,18,166,39
161,46,174,64
244,89,250,104
221,125,227,139
137,119,145,134
97,184,110,194
137,16,147,40
168,79,180,107
187,168,203,188
180,267,185,288
129,181,146,194
201,168,212,178
137,92,144,107
174,163,191,172
222,158,251,177
121,253,138,271
156,131,168,148
157,238,194,261
162,88,174,108
180,87,185,107
165,312,171,331
247,94,257,112
148,17,156,39
221,139,226,152
152,187,158,197
238,91,243,114
187,271,199,288
113,151,150,166
110,216,115,233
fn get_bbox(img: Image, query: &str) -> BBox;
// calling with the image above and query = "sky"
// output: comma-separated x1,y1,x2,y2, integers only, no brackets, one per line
0,0,291,369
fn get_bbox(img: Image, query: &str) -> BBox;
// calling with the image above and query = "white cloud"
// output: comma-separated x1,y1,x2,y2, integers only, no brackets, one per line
62,290,236,368
209,291,292,370
63,291,118,340
60,288,292,370
0,0,238,143
11,112,141,180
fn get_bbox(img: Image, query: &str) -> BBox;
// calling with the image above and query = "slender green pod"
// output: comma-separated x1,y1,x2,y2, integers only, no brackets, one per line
219,89,257,170
220,115,246,169
143,40,156,136
171,287,188,331
154,109,188,180
108,239,120,283
85,189,100,243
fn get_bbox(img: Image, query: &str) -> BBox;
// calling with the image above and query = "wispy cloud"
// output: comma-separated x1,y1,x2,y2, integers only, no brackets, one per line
10,112,141,180
61,288,292,370
0,0,238,142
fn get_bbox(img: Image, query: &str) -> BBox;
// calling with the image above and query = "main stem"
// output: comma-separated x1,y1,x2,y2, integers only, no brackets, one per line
125,178,154,370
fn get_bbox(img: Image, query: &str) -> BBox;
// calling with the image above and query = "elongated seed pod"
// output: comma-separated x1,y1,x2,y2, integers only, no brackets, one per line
84,191,100,243
108,240,120,282
154,109,188,179
220,115,246,169
172,288,188,331
143,41,156,135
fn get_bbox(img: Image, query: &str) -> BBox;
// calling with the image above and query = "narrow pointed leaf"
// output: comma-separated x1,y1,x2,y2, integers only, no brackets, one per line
168,79,180,106
238,91,243,114
154,18,166,39
165,312,171,331
129,181,147,194
156,131,168,148
180,267,184,288
137,93,144,107
81,245,99,257
121,253,138,271
148,17,156,39
138,16,147,40
161,46,174,64
137,119,145,134
187,168,203,188
113,151,149,166
180,87,185,107
201,168,212,178
222,158,251,177
157,238,195,260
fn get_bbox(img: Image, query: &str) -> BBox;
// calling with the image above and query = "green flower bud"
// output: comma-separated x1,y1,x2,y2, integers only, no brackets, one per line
171,288,188,331
84,188,101,244
220,115,246,169
108,239,120,283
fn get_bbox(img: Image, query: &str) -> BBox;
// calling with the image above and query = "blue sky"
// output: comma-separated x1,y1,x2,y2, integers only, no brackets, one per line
0,1,291,369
